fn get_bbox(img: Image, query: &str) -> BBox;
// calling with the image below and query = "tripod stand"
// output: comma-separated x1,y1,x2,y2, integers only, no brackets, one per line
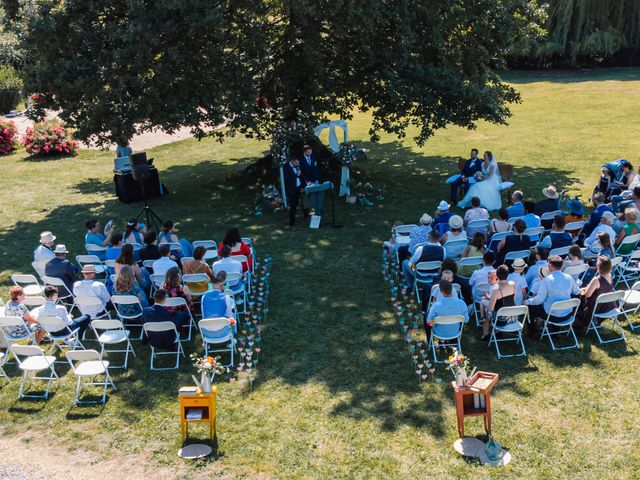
134,180,163,231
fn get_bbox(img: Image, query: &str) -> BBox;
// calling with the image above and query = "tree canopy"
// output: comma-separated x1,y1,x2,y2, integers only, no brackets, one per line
4,0,531,147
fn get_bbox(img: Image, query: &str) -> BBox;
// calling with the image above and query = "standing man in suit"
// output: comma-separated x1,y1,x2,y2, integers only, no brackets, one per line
283,156,308,228
450,148,482,205
299,144,319,183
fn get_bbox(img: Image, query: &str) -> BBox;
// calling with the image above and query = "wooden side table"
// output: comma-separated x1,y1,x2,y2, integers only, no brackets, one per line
180,387,217,442
451,371,498,438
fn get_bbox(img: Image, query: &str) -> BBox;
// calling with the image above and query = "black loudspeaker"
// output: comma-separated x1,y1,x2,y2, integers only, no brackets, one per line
131,152,150,181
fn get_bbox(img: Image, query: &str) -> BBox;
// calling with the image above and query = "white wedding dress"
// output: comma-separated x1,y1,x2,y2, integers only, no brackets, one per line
458,156,502,211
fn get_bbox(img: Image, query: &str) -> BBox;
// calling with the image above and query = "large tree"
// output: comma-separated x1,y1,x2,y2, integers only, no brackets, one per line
4,0,529,147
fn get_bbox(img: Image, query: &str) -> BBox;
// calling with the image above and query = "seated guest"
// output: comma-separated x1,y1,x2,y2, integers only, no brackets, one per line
85,218,114,248
582,192,613,238
522,201,542,241
142,289,187,348
539,215,573,250
564,199,586,236
584,211,616,252
4,286,45,343
183,246,215,293
562,245,586,275
73,264,112,318
140,231,161,262
575,256,616,329
594,166,614,200
433,201,453,228
32,286,91,339
163,266,194,314
525,247,549,288
507,258,528,306
202,272,235,318
401,230,445,291
496,219,531,265
459,233,486,276
440,215,467,260
506,191,525,219
610,161,635,196
612,182,640,214
44,244,77,296
429,269,459,302
158,220,194,257
219,228,253,273
213,245,244,278
406,214,433,260
113,265,148,312
152,244,180,277
34,231,56,264
463,197,489,236
115,243,150,290
490,208,512,235
536,185,560,216
424,279,468,342
469,252,496,301
478,269,499,326
481,265,516,340
614,208,640,255
123,218,146,244
106,232,123,261
440,258,470,302
525,255,580,337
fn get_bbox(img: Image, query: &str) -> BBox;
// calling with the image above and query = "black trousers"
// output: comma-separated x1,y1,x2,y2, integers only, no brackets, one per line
287,189,301,226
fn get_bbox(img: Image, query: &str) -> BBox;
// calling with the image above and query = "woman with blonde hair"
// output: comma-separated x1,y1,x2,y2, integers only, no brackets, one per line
114,265,148,314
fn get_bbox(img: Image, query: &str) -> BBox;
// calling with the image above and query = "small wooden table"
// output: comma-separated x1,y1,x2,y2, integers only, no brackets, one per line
180,388,217,442
452,371,498,438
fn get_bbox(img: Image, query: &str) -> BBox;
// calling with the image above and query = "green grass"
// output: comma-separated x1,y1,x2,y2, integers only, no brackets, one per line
2,68,640,479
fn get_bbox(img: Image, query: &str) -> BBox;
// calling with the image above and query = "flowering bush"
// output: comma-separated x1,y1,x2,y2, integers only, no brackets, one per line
0,119,18,155
25,93,48,121
21,121,79,156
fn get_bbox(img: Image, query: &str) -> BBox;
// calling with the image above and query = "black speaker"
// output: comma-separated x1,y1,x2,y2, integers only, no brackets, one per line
131,152,150,181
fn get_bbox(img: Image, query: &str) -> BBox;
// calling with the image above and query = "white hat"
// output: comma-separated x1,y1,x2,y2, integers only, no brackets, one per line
542,185,559,199
419,213,433,226
39,231,56,244
448,215,464,229
53,244,68,254
512,258,526,269
540,266,550,278
437,200,450,211
601,211,615,223
81,264,97,274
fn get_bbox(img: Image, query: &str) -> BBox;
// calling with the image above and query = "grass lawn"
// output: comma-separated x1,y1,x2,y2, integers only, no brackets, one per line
2,68,640,479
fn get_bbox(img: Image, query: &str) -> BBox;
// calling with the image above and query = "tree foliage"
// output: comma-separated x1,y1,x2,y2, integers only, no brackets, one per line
4,0,529,147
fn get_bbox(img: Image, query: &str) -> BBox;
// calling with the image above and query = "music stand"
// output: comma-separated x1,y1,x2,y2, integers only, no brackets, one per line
131,152,163,231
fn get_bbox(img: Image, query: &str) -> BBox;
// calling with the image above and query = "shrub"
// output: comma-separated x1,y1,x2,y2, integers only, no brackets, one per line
21,120,79,157
0,119,18,155
0,64,23,113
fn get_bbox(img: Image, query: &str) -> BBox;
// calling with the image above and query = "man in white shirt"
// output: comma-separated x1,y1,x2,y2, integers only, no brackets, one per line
33,231,56,264
73,264,112,318
213,245,243,277
152,244,179,278
584,211,617,251
469,252,496,300
33,286,91,337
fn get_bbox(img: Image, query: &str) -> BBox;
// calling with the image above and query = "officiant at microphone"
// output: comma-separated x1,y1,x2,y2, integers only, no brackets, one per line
283,156,309,229
299,144,320,217
450,148,482,205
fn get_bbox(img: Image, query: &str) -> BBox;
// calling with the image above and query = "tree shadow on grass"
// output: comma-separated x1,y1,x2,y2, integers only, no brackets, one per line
503,68,640,85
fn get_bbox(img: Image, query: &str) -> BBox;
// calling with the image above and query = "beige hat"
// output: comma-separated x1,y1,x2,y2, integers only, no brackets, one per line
419,213,433,226
449,215,464,229
542,185,559,199
81,264,97,274
40,231,56,244
437,200,450,211
512,258,526,269
540,266,550,278
53,244,68,254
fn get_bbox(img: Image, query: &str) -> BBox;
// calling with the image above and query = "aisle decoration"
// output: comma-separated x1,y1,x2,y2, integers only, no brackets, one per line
249,185,283,216
349,181,385,206
338,142,367,197
191,354,226,393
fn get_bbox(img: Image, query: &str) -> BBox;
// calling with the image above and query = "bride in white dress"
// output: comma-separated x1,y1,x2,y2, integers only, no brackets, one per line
458,151,502,211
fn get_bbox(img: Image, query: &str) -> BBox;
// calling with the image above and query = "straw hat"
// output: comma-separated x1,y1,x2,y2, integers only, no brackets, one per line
540,266,550,278
81,264,97,274
449,215,464,229
419,213,433,226
542,185,559,199
39,231,56,244
512,258,526,269
437,200,450,211
53,244,68,254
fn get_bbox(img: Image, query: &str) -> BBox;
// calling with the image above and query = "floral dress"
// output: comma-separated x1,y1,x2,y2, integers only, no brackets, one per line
163,284,194,314
4,301,41,338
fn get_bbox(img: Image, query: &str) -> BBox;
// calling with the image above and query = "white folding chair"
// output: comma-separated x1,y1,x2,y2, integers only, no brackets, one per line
241,237,257,273
616,249,640,290
165,242,183,254
507,216,525,225
488,231,513,252
540,210,562,231
193,240,219,262
489,305,528,358
32,261,47,280
472,282,491,328
91,319,136,369
615,233,640,259
549,246,571,258
393,224,416,261
76,295,112,340
143,322,185,370
142,259,155,269
524,227,545,244
149,274,165,295
37,315,85,358
199,318,235,368
564,221,585,241
428,315,464,363
66,349,115,405
425,283,462,317
563,263,589,287
111,295,144,340
611,256,624,283
504,250,530,263
22,296,46,310
457,257,483,280
75,255,107,280
413,261,442,304
182,273,210,305
85,244,107,257
444,239,468,261
225,272,247,314
42,276,76,311
587,291,626,344
163,296,197,341
466,219,490,235
0,351,7,380
0,316,36,359
104,259,117,274
540,299,581,351
10,344,59,399
11,274,45,297
622,281,640,332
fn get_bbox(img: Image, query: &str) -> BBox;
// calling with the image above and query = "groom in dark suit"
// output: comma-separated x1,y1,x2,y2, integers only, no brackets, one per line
283,156,308,228
450,148,482,205
299,144,319,183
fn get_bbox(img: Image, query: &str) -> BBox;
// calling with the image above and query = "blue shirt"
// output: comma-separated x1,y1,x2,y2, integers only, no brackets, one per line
408,225,432,254
426,296,469,337
85,231,105,246
116,145,133,158
525,260,547,288
433,211,453,227
506,202,525,219
527,270,579,315
523,213,542,241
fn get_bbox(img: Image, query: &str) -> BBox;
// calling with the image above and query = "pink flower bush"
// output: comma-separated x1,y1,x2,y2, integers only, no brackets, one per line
21,121,79,157
0,119,18,155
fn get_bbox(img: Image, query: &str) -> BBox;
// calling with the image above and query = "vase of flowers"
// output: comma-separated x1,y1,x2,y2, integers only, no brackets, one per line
191,354,226,392
446,350,470,386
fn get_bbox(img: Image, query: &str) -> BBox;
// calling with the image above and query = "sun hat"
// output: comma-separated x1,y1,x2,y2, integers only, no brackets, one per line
53,244,68,254
39,231,56,244
449,215,464,229
437,200,450,211
566,199,585,216
540,266,550,278
601,211,615,223
542,185,559,199
419,213,433,226
81,264,97,274
512,258,526,269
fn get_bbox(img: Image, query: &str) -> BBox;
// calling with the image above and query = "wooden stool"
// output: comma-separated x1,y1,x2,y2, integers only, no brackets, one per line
180,387,217,442
452,371,498,438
